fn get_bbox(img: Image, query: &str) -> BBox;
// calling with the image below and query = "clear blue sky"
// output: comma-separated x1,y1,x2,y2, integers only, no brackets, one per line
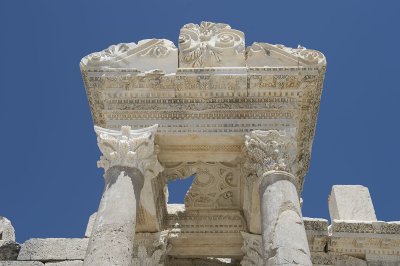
1,1,399,243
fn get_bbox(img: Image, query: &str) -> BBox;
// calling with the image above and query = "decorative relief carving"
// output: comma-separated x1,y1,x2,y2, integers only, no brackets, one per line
81,43,137,69
95,125,163,177
247,42,326,67
179,21,245,68
240,232,263,266
81,22,327,189
244,130,297,178
163,162,241,210
132,231,170,266
331,221,400,235
80,39,177,74
166,210,247,234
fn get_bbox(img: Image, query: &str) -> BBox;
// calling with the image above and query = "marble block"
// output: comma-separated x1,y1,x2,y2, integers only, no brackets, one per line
328,185,377,221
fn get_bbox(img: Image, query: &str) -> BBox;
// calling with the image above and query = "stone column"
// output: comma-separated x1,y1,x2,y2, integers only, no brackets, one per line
244,130,311,266
84,125,163,266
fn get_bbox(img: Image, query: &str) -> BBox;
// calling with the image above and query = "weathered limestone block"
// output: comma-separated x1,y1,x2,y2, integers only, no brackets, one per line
80,39,178,74
0,262,44,266
328,185,377,221
311,252,368,266
17,239,88,262
0,217,15,242
84,213,96,238
45,261,83,266
0,241,20,260
179,21,245,68
304,218,329,253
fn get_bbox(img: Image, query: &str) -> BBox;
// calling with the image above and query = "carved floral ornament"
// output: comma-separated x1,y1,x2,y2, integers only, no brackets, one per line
94,125,163,177
179,21,245,67
244,130,297,178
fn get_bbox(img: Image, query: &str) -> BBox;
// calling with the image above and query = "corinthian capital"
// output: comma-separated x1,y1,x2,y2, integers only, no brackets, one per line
244,130,297,178
94,125,163,178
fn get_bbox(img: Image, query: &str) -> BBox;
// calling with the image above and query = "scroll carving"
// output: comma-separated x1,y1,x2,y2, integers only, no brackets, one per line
244,130,297,178
80,39,177,73
95,125,163,177
247,42,326,67
179,21,245,68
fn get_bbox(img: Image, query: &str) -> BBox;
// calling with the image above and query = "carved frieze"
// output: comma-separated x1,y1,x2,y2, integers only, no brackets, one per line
163,162,241,210
81,21,327,190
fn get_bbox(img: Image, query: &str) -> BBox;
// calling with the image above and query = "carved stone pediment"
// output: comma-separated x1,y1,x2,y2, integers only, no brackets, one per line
80,39,178,74
246,42,326,67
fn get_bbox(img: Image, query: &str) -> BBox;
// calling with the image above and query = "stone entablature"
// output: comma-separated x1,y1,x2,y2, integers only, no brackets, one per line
80,21,326,190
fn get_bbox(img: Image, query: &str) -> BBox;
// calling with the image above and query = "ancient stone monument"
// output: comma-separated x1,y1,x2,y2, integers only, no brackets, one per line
1,22,399,266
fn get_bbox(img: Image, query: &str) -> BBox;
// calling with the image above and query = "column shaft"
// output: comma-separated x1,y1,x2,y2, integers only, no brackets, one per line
259,171,311,266
84,166,144,266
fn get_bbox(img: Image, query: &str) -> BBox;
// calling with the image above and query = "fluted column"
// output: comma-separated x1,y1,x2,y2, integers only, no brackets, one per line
84,125,163,266
245,130,311,266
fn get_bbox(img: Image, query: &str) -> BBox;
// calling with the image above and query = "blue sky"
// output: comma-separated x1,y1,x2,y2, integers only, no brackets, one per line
1,1,399,243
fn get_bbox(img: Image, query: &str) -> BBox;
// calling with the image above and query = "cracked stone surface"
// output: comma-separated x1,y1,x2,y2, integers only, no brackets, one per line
260,172,311,265
83,167,144,266
0,262,44,266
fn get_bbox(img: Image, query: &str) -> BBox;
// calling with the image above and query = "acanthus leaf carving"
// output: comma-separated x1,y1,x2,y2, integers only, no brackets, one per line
179,21,245,68
95,125,163,178
132,231,170,266
240,232,263,266
244,129,297,179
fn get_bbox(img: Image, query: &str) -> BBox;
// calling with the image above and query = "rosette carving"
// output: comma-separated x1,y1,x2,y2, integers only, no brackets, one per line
179,21,245,68
244,130,297,178
94,125,163,178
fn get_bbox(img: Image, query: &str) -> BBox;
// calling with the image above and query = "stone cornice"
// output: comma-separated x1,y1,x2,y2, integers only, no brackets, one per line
94,125,163,177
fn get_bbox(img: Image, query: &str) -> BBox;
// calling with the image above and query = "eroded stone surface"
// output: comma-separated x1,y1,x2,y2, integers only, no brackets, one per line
0,217,15,242
0,241,20,260
329,185,377,222
80,39,178,74
17,239,88,261
45,261,82,266
84,213,96,238
0,262,44,266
